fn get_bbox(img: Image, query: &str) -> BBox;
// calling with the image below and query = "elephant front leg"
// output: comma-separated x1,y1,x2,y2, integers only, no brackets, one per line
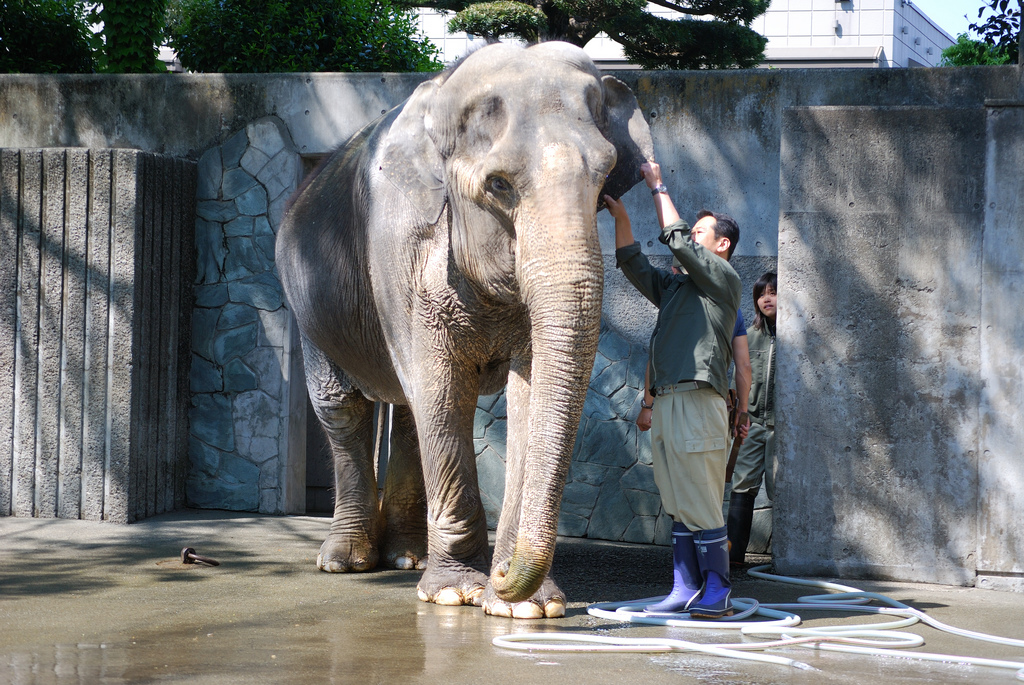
483,362,566,619
410,382,491,607
303,337,381,573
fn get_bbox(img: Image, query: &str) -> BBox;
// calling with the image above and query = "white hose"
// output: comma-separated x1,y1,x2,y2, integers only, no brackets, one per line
491,565,1024,681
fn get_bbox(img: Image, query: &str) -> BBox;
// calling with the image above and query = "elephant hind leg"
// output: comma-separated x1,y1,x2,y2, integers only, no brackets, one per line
380,405,428,570
302,336,381,573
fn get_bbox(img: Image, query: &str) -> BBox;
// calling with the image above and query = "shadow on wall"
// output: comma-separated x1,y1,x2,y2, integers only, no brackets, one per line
630,70,783,262
775,106,985,585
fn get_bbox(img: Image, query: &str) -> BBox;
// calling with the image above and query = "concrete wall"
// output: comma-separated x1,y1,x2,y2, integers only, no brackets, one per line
2,67,1023,587
774,106,985,585
0,148,195,522
979,102,1024,592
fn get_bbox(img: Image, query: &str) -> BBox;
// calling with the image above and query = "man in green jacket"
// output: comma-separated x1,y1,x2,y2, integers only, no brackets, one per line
604,161,742,618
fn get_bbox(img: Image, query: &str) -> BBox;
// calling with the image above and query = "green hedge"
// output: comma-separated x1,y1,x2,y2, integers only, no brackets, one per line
165,0,442,72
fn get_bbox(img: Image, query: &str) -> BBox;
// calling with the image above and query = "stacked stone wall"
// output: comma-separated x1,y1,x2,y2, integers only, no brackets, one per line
187,118,304,514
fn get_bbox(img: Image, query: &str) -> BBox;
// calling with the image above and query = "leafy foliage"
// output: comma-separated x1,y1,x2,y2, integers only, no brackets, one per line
609,5,768,69
405,0,769,69
165,0,442,72
940,33,1014,65
0,0,97,73
449,1,547,42
100,0,167,72
968,0,1021,64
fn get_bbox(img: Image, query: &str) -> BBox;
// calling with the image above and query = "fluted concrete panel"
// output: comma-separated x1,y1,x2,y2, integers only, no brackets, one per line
82,151,111,521
0,148,196,522
37,149,65,517
59,149,89,519
0,150,18,517
14,150,41,518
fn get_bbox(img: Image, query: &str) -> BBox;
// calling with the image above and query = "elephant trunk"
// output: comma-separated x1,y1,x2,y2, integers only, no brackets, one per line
490,200,604,603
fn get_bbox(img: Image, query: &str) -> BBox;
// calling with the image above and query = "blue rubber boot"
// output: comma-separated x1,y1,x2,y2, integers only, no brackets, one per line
688,526,734,619
645,521,703,613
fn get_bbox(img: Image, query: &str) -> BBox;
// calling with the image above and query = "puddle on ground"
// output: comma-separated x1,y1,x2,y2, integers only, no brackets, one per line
3,606,1019,685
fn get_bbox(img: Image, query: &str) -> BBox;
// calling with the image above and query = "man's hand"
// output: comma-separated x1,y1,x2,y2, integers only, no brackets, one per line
640,161,662,189
636,406,652,432
605,194,636,249
603,194,628,220
732,410,750,443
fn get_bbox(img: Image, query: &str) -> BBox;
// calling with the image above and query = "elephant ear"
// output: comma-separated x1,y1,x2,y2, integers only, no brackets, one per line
598,75,655,208
380,79,447,226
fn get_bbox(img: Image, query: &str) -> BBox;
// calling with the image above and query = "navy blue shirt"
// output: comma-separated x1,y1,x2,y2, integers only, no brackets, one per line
733,309,746,340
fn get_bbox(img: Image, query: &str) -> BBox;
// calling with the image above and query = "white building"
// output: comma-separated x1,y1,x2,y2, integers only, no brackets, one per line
416,0,954,69
755,0,955,67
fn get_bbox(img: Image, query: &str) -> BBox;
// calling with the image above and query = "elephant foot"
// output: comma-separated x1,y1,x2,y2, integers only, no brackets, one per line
381,531,428,570
416,563,488,606
481,577,566,619
317,533,379,573
385,551,428,571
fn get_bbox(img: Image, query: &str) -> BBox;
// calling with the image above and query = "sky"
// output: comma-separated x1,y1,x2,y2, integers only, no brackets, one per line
909,0,986,39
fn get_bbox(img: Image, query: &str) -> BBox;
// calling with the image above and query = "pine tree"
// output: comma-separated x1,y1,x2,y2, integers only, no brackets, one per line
404,0,769,69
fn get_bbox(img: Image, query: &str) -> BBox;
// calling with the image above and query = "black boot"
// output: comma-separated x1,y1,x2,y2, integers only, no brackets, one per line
727,490,756,566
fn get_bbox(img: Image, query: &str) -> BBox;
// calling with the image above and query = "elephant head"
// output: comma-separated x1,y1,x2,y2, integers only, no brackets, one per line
381,42,653,604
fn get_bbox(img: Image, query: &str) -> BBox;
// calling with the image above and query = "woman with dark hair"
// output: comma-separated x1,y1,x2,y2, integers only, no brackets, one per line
727,272,776,566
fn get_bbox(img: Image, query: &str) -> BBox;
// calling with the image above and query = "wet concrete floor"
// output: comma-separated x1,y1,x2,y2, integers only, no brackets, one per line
2,510,1023,684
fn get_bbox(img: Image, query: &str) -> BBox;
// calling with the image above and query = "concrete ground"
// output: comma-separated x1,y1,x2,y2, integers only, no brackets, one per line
2,510,1023,684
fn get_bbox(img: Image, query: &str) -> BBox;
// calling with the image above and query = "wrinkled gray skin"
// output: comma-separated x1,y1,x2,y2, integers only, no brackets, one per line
276,42,653,618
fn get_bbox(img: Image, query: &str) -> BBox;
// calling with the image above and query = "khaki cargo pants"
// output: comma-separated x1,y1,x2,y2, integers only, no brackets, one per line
650,386,729,531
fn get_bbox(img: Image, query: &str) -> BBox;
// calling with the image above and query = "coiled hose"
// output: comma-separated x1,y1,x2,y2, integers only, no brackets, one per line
492,565,1024,680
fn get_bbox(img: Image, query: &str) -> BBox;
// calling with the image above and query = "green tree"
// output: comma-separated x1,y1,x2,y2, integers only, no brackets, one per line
164,0,442,72
0,0,96,73
99,0,167,72
940,33,1014,65
967,0,1022,65
405,0,769,69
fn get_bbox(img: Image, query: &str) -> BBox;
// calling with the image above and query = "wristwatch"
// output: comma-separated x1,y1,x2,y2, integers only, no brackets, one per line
651,183,668,195
640,398,653,410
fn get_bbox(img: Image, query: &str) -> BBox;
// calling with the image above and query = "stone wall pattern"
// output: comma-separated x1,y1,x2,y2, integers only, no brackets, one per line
187,118,305,515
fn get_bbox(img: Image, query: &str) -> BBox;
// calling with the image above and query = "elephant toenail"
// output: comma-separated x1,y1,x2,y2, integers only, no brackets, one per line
435,588,463,605
485,600,513,618
544,600,566,618
465,586,485,605
512,602,544,619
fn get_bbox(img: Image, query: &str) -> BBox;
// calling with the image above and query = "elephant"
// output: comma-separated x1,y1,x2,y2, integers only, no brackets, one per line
276,41,653,619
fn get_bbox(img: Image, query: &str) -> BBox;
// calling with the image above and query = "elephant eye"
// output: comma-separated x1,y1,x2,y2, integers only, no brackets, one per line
487,176,513,195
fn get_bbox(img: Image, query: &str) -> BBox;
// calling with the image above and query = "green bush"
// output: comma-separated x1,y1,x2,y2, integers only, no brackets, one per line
940,33,1015,66
0,0,97,73
165,0,442,72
